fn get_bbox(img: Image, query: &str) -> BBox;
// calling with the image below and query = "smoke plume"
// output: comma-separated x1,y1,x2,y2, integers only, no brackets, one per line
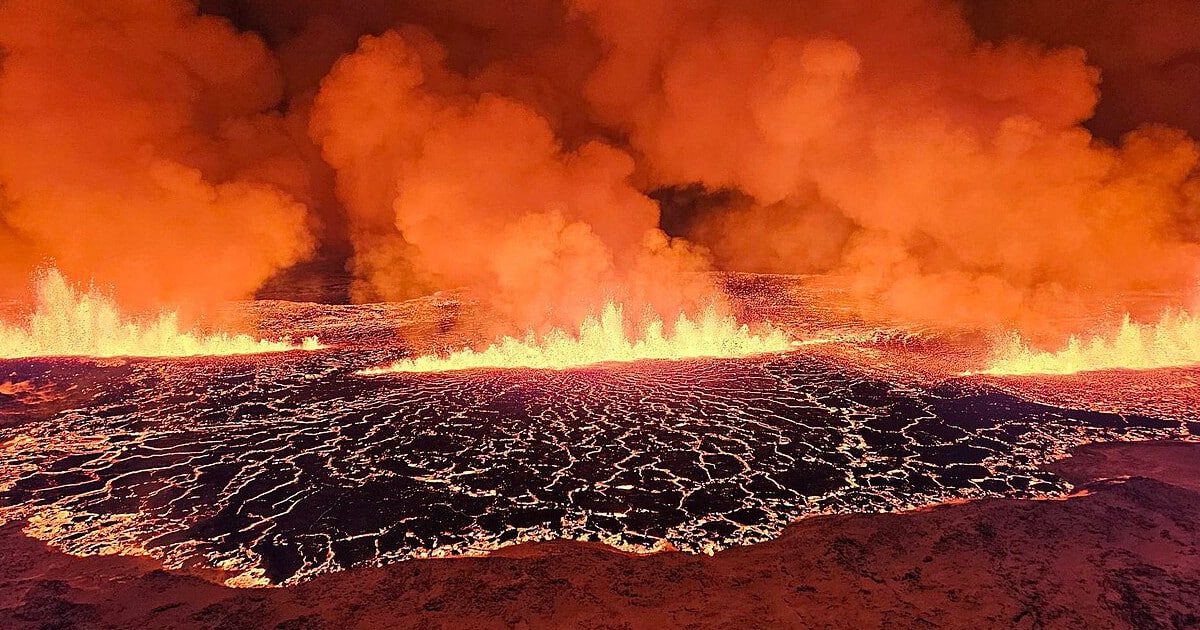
967,0,1200,141
3,0,1200,340
308,27,711,328
572,0,1200,334
0,0,315,310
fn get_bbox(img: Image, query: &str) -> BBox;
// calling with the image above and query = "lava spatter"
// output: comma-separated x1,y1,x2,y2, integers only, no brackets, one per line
360,302,792,374
0,268,321,359
981,311,1200,376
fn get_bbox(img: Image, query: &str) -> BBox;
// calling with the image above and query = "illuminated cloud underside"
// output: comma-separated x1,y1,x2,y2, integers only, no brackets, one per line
0,268,320,359
361,302,791,374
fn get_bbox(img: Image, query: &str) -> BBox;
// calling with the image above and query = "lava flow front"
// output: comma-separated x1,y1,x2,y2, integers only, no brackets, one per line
0,268,320,359
361,302,791,374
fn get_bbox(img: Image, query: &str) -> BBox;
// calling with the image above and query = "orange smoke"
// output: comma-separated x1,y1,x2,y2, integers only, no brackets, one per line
309,29,713,329
968,0,1200,140
0,0,315,311
2,0,1200,346
571,0,1200,335
0,268,320,359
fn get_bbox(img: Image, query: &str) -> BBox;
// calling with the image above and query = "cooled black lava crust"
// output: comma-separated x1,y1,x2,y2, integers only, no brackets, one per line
0,350,1187,585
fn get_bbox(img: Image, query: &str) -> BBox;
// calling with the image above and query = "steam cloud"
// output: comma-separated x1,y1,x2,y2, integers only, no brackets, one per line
3,0,1199,338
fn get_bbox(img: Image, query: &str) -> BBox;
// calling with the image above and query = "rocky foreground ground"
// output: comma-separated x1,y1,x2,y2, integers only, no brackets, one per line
3,439,1199,629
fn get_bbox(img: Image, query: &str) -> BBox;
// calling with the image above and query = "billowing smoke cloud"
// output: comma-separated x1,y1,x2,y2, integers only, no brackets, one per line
308,28,711,328
4,0,1200,339
0,0,315,309
967,0,1200,140
571,0,1200,335
200,0,603,139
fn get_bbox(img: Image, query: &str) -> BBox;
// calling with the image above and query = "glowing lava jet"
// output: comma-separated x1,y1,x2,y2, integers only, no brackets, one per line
0,268,320,359
982,310,1200,376
361,302,791,374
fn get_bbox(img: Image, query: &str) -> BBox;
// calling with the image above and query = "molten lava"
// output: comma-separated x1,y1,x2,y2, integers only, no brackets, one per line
361,302,791,374
0,268,320,359
982,311,1200,376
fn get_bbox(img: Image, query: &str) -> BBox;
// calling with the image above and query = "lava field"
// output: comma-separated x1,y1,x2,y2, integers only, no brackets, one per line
0,275,1196,586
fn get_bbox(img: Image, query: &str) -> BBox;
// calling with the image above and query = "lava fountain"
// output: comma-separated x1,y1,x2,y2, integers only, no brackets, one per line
360,302,791,374
0,268,321,359
981,310,1200,376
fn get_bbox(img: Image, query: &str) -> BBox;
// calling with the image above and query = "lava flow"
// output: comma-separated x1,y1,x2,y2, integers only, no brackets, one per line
981,310,1200,376
0,268,320,359
360,302,791,374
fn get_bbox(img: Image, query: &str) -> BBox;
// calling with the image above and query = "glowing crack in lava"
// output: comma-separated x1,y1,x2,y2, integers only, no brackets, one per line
0,268,321,359
982,310,1200,376
360,302,791,374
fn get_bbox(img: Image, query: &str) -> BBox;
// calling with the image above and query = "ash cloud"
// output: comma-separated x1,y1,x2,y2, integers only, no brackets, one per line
4,0,1200,337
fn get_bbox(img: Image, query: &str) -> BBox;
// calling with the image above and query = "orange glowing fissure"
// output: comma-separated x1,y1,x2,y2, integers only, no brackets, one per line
981,310,1200,376
0,268,320,359
361,302,793,374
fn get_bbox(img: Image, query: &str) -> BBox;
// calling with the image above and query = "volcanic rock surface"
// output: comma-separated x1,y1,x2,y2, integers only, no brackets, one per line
1,274,1199,629
1,275,1197,590
2,439,1199,629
